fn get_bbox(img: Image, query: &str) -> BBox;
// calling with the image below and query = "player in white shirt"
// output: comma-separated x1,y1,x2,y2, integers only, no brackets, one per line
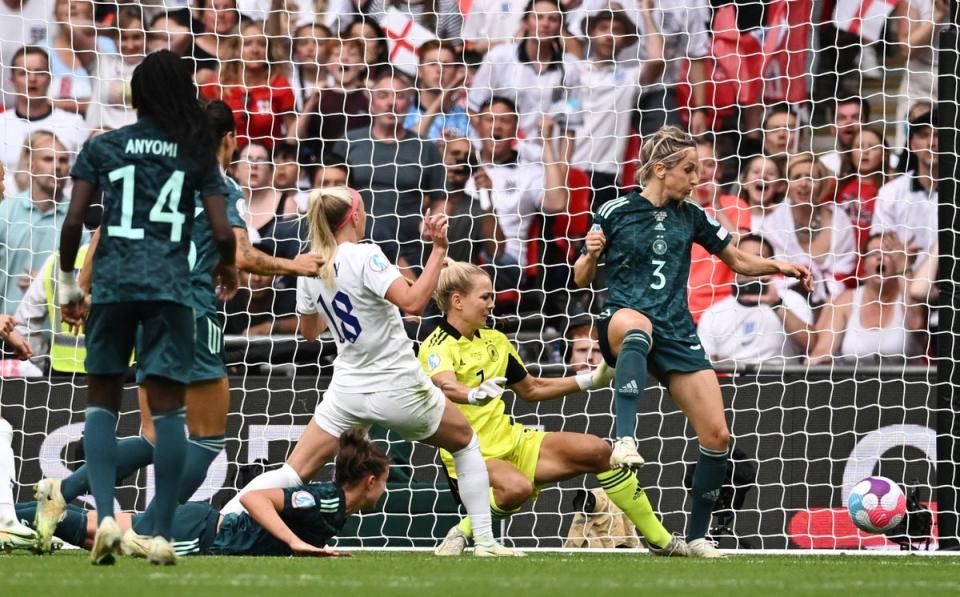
222,186,521,557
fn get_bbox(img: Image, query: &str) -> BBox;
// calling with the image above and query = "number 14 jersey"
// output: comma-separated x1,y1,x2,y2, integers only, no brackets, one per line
296,242,426,392
589,192,731,341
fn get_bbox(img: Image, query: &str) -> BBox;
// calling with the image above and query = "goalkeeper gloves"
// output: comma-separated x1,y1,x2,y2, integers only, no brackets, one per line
467,377,508,406
576,361,615,390
57,268,84,306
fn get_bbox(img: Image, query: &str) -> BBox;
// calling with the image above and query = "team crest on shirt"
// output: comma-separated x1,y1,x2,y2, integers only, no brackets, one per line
487,344,499,361
652,239,668,255
369,252,389,273
291,490,316,509
427,353,441,371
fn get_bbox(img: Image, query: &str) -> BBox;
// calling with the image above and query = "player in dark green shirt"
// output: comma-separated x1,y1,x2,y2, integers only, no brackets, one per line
574,126,812,557
56,50,238,566
18,429,388,558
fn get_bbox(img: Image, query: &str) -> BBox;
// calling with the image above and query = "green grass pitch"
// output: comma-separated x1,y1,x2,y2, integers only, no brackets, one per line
3,550,960,596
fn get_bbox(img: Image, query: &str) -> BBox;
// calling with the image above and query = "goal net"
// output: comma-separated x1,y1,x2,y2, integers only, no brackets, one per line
0,0,954,551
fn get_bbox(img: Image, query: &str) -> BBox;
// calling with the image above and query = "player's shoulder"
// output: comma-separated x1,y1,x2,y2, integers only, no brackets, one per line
477,326,511,348
595,193,635,219
289,482,343,511
423,322,457,350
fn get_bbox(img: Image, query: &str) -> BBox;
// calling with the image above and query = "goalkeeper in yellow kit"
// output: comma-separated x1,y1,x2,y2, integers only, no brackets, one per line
420,261,687,556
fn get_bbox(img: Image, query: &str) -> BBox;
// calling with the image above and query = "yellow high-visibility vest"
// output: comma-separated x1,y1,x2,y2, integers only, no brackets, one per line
42,247,88,374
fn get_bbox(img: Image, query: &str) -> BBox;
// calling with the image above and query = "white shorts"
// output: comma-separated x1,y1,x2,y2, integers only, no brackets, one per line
313,381,446,441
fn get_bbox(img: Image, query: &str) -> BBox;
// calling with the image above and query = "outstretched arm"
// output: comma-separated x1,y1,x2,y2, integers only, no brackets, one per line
234,228,324,276
717,243,813,291
239,488,345,557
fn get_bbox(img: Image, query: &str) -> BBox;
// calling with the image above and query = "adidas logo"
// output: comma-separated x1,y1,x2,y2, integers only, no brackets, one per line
654,223,665,231
619,380,640,395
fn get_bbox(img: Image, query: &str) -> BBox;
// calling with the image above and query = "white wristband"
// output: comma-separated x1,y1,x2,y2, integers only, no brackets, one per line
575,371,593,391
57,268,82,305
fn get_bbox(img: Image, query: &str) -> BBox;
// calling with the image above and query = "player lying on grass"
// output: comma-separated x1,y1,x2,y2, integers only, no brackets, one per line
422,261,688,557
33,99,324,561
16,429,384,557
221,186,520,556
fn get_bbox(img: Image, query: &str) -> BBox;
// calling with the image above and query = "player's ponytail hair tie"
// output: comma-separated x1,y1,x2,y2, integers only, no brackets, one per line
335,187,364,231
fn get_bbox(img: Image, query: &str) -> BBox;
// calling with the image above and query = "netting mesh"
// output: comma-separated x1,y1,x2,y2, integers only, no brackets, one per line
0,0,954,550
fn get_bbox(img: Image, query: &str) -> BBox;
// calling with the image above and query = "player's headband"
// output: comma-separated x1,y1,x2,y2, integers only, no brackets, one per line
335,188,363,231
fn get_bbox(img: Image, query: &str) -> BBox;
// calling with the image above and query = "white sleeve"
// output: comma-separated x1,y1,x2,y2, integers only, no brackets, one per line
780,290,813,325
830,210,858,277
296,277,318,315
870,185,896,236
361,245,403,298
685,0,712,59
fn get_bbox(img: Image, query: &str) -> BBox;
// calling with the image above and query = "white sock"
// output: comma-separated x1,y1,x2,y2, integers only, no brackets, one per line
451,434,494,544
0,418,18,527
221,463,303,515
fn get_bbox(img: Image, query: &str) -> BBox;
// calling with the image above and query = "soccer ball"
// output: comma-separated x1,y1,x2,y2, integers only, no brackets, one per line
847,476,907,534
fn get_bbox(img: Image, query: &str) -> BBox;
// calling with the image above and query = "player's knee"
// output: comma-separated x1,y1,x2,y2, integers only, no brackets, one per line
699,427,730,452
591,438,614,472
496,478,534,510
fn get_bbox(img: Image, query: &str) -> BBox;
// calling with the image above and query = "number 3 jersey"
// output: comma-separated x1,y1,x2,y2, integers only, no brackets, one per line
589,192,731,341
297,242,427,392
70,117,228,305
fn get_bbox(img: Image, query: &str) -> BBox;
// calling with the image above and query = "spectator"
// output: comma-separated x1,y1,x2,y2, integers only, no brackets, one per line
201,20,296,149
191,0,242,84
566,318,602,373
344,18,390,72
808,234,926,364
731,155,784,234
0,46,89,193
468,0,582,143
698,234,813,364
311,160,349,191
273,142,309,213
820,96,870,176
290,22,334,110
0,131,78,315
891,0,947,150
40,0,116,116
333,72,446,270
0,0,54,108
761,153,857,304
762,104,802,173
405,41,472,140
222,270,298,335
146,9,194,57
569,7,656,208
434,135,518,291
465,96,569,270
688,136,745,324
871,107,938,273
326,0,464,44
837,124,891,243
297,38,370,164
233,142,299,255
460,0,527,53
82,6,146,131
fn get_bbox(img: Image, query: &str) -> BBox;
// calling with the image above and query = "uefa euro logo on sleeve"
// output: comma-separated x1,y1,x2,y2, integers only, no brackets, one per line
291,490,316,510
427,353,441,372
369,252,389,273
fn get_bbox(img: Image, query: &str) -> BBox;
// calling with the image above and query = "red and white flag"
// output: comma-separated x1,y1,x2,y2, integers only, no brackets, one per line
834,0,898,43
381,8,436,75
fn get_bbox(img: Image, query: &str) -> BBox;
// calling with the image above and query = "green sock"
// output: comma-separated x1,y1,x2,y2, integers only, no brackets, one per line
597,468,672,549
150,407,187,540
688,446,730,541
456,489,521,539
614,330,651,438
83,406,118,523
61,436,154,502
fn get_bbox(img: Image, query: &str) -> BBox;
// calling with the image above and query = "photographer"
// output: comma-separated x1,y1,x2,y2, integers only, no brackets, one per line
698,235,813,364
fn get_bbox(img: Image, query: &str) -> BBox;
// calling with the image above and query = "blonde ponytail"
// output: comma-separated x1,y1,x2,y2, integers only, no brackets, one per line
635,125,696,185
434,258,488,313
306,185,355,286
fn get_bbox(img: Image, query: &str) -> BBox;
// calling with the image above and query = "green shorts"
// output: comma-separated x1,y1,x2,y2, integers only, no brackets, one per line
597,310,712,382
134,313,226,385
85,301,195,384
132,502,220,556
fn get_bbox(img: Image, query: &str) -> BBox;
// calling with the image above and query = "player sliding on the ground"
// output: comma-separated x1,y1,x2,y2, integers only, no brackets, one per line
423,261,689,557
56,50,239,565
574,125,813,558
221,185,521,557
17,429,384,557
33,99,325,560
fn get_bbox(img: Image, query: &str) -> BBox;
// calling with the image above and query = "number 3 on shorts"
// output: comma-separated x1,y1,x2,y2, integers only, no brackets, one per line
650,259,666,290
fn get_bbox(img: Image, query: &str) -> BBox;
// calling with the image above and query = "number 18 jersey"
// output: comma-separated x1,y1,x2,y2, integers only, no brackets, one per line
296,242,426,392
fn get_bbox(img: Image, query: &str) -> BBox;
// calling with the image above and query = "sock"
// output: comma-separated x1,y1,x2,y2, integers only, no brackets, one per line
61,436,154,502
83,406,118,523
614,330,651,439
597,468,672,548
456,488,522,539
450,434,494,544
220,463,302,515
150,407,187,540
688,445,730,541
16,502,88,547
138,434,224,532
0,419,16,526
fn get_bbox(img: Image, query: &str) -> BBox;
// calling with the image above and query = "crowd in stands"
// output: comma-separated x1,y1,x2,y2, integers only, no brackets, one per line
0,0,944,375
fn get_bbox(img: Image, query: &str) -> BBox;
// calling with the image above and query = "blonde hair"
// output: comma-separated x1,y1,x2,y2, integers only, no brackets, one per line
635,125,696,184
219,20,288,86
434,259,488,313
16,130,62,192
306,186,356,285
786,152,828,181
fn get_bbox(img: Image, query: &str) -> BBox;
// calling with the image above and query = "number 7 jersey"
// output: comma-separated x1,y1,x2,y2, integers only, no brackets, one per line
70,117,228,305
296,242,427,392
589,192,731,341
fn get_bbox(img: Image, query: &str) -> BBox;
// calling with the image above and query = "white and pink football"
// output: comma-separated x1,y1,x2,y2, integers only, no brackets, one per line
847,476,907,534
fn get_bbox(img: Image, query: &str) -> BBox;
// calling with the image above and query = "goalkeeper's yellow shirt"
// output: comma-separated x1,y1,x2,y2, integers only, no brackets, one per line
419,319,529,461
